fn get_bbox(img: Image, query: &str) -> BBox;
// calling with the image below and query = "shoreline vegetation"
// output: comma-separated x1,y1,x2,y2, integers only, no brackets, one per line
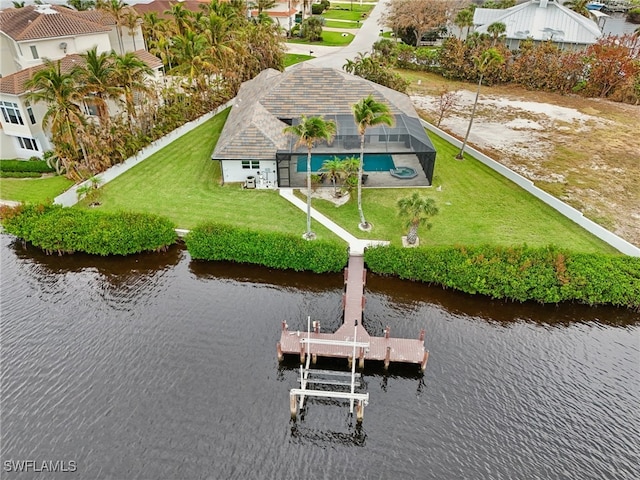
2,1,639,309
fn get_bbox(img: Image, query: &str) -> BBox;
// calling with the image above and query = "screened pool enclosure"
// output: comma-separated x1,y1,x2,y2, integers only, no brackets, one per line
276,113,436,188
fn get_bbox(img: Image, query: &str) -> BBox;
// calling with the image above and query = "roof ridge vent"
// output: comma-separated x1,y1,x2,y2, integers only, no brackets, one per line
34,4,58,14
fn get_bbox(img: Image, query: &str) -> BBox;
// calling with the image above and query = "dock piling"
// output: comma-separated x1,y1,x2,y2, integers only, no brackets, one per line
419,329,425,341
290,393,297,419
384,346,391,370
277,342,283,362
421,351,429,371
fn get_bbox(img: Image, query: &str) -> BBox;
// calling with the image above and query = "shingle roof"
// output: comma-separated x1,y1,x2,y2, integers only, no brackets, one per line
212,65,423,160
0,5,113,41
474,0,601,45
0,51,162,96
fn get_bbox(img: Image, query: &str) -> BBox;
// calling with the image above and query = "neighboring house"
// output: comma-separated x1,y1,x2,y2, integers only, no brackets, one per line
249,0,298,31
0,4,152,160
473,0,602,50
212,64,437,188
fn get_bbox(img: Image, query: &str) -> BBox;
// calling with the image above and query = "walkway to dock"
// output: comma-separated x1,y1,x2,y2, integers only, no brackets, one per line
278,188,389,255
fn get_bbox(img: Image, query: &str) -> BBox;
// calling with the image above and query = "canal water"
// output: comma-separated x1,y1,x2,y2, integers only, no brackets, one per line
1,235,638,479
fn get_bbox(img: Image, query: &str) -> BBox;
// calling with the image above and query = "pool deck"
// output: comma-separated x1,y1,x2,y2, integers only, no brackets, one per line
289,154,429,188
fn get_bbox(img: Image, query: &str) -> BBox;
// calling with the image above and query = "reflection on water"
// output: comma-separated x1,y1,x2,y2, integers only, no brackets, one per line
1,235,639,479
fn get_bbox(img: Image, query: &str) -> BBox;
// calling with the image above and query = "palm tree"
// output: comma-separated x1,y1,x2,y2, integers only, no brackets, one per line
454,8,474,39
254,0,276,15
351,94,394,231
563,0,591,18
74,47,121,126
487,21,506,44
321,157,347,196
284,115,337,240
397,192,439,245
12,1,25,7
125,10,140,51
112,52,153,125
25,60,87,179
456,48,504,160
97,0,128,54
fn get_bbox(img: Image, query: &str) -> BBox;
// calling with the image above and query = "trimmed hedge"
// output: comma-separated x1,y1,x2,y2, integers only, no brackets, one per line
0,171,43,178
185,222,348,273
0,204,177,256
364,245,640,309
0,159,54,173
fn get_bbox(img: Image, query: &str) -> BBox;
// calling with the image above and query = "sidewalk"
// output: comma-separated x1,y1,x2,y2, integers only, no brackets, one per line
279,188,389,256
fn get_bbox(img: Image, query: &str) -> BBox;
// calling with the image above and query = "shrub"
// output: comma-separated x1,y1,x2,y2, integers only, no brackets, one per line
311,4,325,14
0,159,55,173
185,222,348,273
0,171,42,178
1,204,177,256
364,244,640,309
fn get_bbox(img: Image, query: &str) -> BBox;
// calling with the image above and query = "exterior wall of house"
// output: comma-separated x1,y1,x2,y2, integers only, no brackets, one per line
221,159,279,187
0,34,19,76
109,26,146,55
15,33,112,71
0,93,52,159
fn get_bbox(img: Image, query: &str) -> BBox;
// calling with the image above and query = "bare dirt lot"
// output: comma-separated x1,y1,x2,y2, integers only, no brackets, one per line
408,80,640,247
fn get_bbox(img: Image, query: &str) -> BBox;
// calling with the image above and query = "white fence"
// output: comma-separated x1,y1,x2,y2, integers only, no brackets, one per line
54,100,234,207
422,120,640,257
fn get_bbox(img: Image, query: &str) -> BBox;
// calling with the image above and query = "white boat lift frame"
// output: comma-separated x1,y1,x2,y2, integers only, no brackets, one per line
290,317,370,422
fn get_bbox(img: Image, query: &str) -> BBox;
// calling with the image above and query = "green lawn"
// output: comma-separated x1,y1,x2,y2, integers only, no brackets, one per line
287,30,354,46
307,134,615,253
322,4,374,21
7,108,613,254
284,53,314,67
0,175,74,204
323,20,360,28
85,109,340,240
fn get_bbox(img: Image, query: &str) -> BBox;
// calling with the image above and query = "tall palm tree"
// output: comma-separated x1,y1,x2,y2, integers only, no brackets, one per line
456,48,504,160
284,115,337,240
67,0,95,11
397,192,439,245
454,8,474,39
97,0,128,54
112,52,152,125
25,60,87,179
74,47,122,126
352,94,394,230
125,10,140,51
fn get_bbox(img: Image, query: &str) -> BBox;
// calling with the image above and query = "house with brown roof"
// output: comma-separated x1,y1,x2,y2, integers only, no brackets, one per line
212,64,437,188
0,3,157,159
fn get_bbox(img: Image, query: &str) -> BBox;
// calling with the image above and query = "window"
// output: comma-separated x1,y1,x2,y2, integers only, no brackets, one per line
83,100,99,117
25,101,36,124
30,45,39,59
241,160,260,169
17,137,39,151
1,102,24,125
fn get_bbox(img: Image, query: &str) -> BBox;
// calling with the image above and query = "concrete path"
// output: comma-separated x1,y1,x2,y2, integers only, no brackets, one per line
279,188,389,255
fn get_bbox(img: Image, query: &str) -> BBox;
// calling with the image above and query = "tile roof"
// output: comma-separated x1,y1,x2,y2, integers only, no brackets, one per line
0,5,112,41
212,65,423,160
0,51,162,96
474,0,601,45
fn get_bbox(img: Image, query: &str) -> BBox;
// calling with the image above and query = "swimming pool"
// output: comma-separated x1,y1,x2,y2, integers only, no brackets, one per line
296,154,395,172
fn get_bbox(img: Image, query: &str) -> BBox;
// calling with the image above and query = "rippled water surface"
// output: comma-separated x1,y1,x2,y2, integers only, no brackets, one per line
1,236,639,479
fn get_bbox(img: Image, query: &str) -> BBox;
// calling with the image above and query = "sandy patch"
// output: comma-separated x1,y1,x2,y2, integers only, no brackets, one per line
411,90,640,246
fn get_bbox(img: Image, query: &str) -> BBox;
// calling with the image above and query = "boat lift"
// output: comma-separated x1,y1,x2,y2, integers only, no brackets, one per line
289,317,370,423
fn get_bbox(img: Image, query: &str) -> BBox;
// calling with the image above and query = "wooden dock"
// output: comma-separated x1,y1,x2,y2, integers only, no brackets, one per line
277,256,429,371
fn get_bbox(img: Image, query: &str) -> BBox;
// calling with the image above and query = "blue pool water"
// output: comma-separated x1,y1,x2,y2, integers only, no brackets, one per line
296,154,395,172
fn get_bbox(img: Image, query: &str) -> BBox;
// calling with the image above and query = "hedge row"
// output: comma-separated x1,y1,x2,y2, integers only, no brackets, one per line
0,204,177,256
0,159,54,173
364,245,640,309
185,223,348,273
0,171,42,178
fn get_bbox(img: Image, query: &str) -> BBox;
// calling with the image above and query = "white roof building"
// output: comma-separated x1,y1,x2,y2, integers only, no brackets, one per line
474,0,603,50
